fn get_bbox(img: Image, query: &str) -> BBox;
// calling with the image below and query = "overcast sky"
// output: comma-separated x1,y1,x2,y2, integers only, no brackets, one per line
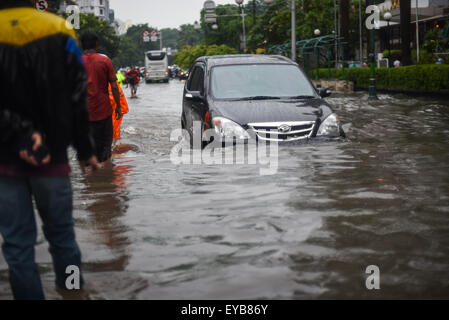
109,0,235,29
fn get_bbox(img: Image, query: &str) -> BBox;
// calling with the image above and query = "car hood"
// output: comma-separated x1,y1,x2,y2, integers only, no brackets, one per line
209,98,332,126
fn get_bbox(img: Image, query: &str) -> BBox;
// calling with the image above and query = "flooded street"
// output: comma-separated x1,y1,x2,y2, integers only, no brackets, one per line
1,80,449,299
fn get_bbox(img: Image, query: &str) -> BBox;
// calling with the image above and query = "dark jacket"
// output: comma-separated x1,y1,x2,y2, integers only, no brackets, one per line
0,2,94,166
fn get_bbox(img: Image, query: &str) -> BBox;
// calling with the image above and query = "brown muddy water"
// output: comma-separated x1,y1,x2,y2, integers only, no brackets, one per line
1,80,449,299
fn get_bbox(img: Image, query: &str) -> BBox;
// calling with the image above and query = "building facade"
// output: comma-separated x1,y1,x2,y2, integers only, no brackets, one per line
378,0,449,54
60,0,112,23
112,19,133,36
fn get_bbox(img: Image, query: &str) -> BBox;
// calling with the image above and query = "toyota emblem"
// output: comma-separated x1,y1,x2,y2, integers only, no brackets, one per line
278,124,292,133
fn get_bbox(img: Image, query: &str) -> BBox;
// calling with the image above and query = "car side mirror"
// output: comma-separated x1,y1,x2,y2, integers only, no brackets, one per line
185,91,204,101
317,87,332,98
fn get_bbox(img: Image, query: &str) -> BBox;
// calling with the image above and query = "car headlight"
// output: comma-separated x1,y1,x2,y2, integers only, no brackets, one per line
212,117,250,140
317,113,342,137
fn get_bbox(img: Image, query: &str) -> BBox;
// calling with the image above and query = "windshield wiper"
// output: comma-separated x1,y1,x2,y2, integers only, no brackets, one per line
287,95,316,99
237,96,282,101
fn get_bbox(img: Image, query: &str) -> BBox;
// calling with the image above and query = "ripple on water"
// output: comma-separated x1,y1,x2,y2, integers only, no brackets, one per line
2,82,448,299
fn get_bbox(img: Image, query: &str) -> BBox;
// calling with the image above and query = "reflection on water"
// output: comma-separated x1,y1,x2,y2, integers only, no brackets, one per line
82,161,131,271
76,158,150,299
1,81,448,299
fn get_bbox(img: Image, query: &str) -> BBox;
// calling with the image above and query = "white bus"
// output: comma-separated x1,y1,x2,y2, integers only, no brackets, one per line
145,50,169,83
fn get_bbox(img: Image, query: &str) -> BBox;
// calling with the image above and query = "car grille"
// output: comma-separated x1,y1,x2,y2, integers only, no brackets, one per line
247,121,316,142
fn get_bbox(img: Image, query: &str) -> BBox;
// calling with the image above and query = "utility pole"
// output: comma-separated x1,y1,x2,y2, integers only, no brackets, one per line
334,0,338,67
235,0,247,52
368,0,378,100
291,0,296,62
359,0,363,62
415,0,420,63
400,0,411,65
240,4,247,52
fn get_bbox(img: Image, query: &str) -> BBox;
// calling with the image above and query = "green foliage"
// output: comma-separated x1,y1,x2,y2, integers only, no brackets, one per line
178,24,204,48
112,24,160,68
76,13,120,59
174,44,238,70
344,67,371,87
382,49,402,61
160,28,180,50
248,0,366,58
308,68,342,81
383,48,441,65
200,4,248,51
123,24,161,52
112,37,140,68
107,22,204,68
423,29,449,53
315,65,449,93
411,49,438,65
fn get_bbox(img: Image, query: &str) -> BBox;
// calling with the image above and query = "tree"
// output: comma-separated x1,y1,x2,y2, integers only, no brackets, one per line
400,0,411,65
76,13,120,59
247,0,336,51
112,37,140,68
112,24,160,67
174,44,237,70
159,28,180,49
193,4,254,51
178,24,204,48
125,24,161,52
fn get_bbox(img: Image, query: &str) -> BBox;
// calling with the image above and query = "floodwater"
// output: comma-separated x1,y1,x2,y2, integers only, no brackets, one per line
1,80,449,299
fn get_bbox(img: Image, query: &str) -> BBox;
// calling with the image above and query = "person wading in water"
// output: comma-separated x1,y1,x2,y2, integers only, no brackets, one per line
0,0,100,299
81,32,122,165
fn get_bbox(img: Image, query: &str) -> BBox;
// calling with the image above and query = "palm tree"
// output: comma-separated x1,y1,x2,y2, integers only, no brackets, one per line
400,0,411,65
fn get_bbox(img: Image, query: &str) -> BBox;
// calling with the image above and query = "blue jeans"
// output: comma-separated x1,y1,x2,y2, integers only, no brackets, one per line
0,175,83,300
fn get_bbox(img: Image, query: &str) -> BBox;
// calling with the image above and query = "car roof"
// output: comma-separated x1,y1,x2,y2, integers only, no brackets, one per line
195,54,296,67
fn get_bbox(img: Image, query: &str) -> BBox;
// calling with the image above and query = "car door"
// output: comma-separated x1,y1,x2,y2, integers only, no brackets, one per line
183,63,207,134
182,65,200,131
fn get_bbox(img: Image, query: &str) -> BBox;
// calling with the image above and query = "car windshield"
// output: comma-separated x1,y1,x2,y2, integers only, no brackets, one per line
146,52,166,61
210,64,316,100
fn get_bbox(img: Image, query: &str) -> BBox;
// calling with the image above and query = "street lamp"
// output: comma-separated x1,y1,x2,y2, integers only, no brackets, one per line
212,24,218,30
314,29,321,37
383,11,392,67
235,0,247,52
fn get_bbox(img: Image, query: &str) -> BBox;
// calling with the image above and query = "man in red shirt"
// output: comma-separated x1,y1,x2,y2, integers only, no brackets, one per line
126,66,140,98
81,32,122,164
